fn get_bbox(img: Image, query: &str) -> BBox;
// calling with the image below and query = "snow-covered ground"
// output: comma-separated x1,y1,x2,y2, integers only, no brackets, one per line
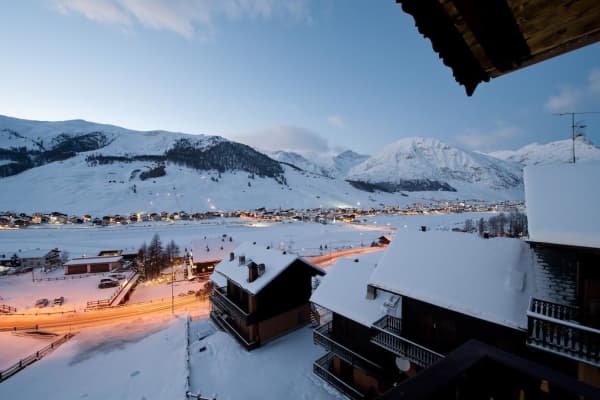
128,279,203,303
0,316,187,400
0,272,121,313
189,320,341,400
0,332,59,370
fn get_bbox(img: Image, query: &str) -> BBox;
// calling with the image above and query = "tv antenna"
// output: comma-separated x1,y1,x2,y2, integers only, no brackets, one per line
553,111,600,163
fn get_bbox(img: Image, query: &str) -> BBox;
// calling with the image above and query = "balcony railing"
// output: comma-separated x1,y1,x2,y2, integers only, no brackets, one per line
527,297,600,367
371,315,443,368
313,353,365,400
209,287,253,323
209,310,258,350
314,322,384,375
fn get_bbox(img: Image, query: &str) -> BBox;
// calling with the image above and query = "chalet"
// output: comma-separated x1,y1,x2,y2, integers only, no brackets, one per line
209,242,325,350
523,162,600,387
189,235,236,276
310,231,567,399
310,253,404,399
64,255,123,275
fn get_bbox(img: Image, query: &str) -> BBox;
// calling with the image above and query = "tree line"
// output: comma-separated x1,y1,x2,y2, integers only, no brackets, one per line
463,211,528,238
137,234,180,280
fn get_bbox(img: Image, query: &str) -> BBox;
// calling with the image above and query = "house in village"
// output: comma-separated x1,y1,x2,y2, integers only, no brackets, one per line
64,255,123,275
189,235,236,277
309,162,600,399
0,248,61,272
209,242,325,350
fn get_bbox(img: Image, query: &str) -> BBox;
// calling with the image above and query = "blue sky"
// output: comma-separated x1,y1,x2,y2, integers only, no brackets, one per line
1,0,599,155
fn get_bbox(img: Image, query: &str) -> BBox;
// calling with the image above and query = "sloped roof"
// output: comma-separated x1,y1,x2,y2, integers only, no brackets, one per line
525,162,600,249
368,230,537,330
214,242,324,295
396,0,600,95
191,236,236,264
311,252,393,327
64,255,123,266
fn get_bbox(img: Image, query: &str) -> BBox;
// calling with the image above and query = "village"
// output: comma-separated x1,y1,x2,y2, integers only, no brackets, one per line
0,163,598,399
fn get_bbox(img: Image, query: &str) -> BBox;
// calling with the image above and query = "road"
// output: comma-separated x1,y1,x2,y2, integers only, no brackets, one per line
0,246,386,332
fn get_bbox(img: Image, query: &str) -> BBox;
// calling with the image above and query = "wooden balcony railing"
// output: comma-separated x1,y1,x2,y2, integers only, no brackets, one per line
313,353,365,400
371,315,443,368
527,297,600,367
209,310,258,350
314,322,384,375
209,287,253,323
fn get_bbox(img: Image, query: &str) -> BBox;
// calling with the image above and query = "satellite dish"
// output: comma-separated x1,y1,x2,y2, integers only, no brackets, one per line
395,357,410,372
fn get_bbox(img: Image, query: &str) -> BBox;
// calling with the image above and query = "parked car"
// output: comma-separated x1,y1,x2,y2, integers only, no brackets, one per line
35,298,49,308
98,281,119,289
53,296,64,305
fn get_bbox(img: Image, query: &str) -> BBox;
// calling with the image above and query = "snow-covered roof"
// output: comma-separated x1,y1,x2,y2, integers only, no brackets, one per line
209,271,228,288
311,252,393,327
191,236,236,264
368,230,537,330
525,162,600,249
214,242,324,295
64,255,123,266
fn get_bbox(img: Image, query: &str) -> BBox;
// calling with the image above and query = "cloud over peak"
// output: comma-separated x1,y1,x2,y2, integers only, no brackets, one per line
55,0,311,39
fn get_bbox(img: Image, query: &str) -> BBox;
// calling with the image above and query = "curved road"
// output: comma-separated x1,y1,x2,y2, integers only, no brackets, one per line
0,246,386,332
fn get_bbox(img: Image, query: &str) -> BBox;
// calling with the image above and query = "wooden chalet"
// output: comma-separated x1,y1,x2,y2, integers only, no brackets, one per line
189,235,236,276
522,162,600,388
310,228,594,399
209,242,325,350
394,0,600,95
64,255,123,275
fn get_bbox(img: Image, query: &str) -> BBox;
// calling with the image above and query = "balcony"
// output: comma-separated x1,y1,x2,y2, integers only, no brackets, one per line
314,322,384,376
371,315,443,368
209,310,258,351
313,353,365,400
209,287,255,324
526,297,600,367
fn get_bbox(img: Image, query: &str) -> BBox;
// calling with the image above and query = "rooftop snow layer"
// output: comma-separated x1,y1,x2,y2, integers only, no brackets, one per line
311,252,392,327
525,161,600,249
368,230,536,330
191,236,236,264
64,255,123,266
214,242,324,295
209,271,228,288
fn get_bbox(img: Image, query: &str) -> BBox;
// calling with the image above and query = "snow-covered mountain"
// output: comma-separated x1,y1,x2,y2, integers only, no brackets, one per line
488,135,600,166
346,137,523,192
267,149,368,178
0,115,524,214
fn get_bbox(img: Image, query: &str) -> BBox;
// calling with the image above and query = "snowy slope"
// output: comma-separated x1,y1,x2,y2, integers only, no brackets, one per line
0,116,525,213
267,149,368,178
489,135,600,166
347,137,522,192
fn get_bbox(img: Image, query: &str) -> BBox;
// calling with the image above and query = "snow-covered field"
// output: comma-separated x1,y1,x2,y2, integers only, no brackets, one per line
0,316,187,400
189,320,341,400
128,279,203,303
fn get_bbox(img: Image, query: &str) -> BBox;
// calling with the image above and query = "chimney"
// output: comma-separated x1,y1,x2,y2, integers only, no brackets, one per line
257,263,265,277
247,261,258,282
229,252,235,261
239,255,246,265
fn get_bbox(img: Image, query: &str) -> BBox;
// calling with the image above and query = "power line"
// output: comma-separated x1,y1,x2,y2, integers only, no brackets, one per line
553,111,600,163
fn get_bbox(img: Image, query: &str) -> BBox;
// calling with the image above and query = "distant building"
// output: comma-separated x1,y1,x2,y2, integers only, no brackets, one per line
64,255,123,275
189,235,236,276
209,242,325,350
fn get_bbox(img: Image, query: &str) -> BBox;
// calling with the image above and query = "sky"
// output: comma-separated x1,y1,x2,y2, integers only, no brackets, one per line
1,0,599,156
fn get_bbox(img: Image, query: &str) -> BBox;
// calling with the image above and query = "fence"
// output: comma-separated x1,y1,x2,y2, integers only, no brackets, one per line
85,271,137,309
0,304,17,313
0,333,75,382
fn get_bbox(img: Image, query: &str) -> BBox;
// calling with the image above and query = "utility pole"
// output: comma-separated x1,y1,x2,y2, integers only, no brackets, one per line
171,256,174,315
553,111,600,163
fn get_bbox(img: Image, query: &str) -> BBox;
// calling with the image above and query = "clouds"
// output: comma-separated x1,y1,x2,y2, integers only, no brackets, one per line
234,125,333,153
54,0,311,39
544,68,600,112
455,125,523,152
